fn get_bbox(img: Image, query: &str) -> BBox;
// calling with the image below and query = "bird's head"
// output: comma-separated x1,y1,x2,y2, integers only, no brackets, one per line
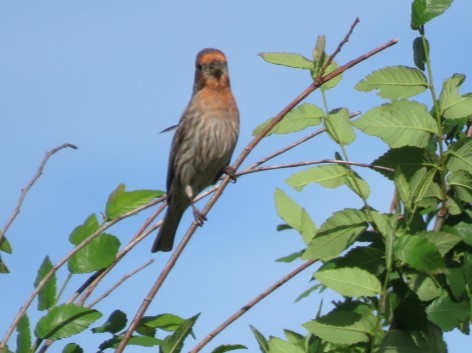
193,48,231,91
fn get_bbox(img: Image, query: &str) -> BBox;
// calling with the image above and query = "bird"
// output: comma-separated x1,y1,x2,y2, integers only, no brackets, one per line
151,48,240,252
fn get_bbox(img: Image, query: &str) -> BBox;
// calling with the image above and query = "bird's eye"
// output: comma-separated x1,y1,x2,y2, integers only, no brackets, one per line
196,64,203,71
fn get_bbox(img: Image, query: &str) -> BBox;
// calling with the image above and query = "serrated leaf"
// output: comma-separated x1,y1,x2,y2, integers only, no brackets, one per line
355,66,428,99
16,315,31,353
394,235,445,274
274,188,316,244
34,256,56,311
335,246,385,275
250,326,269,353
304,310,372,345
211,344,247,353
439,74,472,119
286,164,370,199
411,0,454,29
315,267,381,297
421,231,462,256
324,108,355,145
373,146,438,179
267,338,304,353
352,100,437,148
427,293,469,331
141,313,185,331
303,209,369,261
252,103,323,136
378,330,421,353
69,214,99,245
405,272,441,301
448,170,472,203
35,304,102,340
62,343,83,353
92,310,127,334
160,314,200,353
259,52,313,69
319,60,342,90
447,221,472,246
68,234,120,273
105,184,163,220
446,137,472,174
413,37,429,71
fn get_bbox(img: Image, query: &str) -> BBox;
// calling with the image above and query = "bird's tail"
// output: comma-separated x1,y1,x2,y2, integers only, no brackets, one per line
151,204,185,252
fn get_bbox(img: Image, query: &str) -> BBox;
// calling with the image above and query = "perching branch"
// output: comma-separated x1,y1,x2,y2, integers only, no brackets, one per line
114,31,398,352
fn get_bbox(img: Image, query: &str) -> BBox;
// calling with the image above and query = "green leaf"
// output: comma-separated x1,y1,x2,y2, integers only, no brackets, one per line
286,164,370,199
319,60,342,90
446,137,472,174
448,170,472,203
411,0,453,29
141,313,185,331
324,108,355,145
252,103,323,136
303,209,369,261
378,330,421,353
394,235,445,274
413,37,429,71
446,267,467,300
35,304,102,340
395,166,439,212
125,336,162,347
448,221,472,246
276,250,303,263
0,235,12,253
0,256,9,274
105,184,163,220
274,188,316,244
355,66,428,99
427,293,469,331
405,272,442,301
439,74,472,119
16,315,31,353
250,326,269,353
373,146,438,180
259,52,313,69
267,338,304,353
304,310,372,345
335,246,385,276
352,100,437,148
314,267,381,297
211,345,247,353
420,231,462,256
69,214,99,245
160,314,200,353
34,256,56,311
92,310,127,334
68,234,120,274
62,343,83,353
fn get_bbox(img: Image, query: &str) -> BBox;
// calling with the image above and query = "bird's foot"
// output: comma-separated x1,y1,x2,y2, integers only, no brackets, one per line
192,205,207,226
223,166,238,183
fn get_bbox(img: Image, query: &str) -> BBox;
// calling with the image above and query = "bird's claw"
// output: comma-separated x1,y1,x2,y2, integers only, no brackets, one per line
192,205,207,226
224,166,238,183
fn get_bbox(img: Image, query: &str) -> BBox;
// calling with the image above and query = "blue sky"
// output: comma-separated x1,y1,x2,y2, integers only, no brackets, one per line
1,1,471,352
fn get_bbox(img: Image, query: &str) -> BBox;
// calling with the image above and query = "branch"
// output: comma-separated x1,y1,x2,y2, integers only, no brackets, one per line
190,259,317,353
239,159,394,176
248,111,360,169
0,195,164,349
0,143,77,244
114,36,398,353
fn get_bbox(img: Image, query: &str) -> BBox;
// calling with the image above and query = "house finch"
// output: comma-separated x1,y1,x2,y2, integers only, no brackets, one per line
151,48,240,252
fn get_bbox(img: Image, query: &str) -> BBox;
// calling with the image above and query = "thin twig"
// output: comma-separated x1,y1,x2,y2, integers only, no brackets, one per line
0,143,77,244
239,159,394,176
248,112,360,169
318,18,360,79
114,37,398,353
0,195,164,349
75,202,165,305
88,259,154,308
190,259,317,353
